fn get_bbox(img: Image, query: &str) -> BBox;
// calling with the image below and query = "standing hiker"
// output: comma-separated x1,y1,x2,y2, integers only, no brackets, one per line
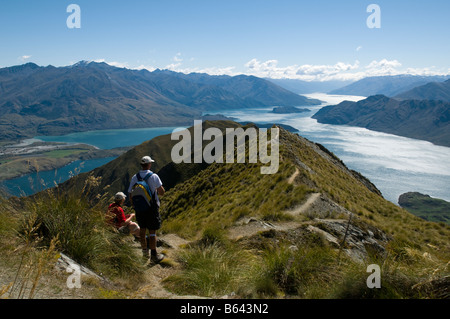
128,156,165,263
107,192,141,239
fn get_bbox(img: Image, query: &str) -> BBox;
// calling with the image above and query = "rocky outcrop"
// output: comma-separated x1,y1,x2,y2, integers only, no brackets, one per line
311,218,390,262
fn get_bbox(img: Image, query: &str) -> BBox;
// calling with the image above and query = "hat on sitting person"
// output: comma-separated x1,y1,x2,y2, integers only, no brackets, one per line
140,156,155,164
115,192,127,201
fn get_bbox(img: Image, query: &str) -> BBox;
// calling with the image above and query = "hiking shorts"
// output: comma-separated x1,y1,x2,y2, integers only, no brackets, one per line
135,208,161,230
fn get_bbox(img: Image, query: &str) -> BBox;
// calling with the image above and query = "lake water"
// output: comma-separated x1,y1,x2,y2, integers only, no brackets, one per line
1,126,183,197
35,126,183,149
1,157,116,197
3,94,450,204
205,93,450,204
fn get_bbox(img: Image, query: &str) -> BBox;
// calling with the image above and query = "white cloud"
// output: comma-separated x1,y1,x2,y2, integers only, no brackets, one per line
173,52,183,62
244,59,361,81
165,62,182,70
166,65,237,76
356,46,363,52
135,64,157,72
366,59,401,70
19,55,32,61
242,58,449,81
165,53,185,70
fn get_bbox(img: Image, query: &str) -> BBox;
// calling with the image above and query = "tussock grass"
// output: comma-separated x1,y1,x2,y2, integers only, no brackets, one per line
0,175,146,296
22,187,145,279
250,244,338,298
163,243,255,297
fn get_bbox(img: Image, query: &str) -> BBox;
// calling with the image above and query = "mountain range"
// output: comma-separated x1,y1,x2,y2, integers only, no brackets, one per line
312,95,450,147
329,75,449,97
395,79,450,102
0,61,320,141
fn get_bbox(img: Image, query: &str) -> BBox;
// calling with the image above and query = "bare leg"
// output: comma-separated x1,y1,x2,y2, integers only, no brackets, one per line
139,228,147,251
129,222,140,238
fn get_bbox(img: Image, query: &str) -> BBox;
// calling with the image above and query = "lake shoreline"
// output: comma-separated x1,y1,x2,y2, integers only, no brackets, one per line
0,141,129,182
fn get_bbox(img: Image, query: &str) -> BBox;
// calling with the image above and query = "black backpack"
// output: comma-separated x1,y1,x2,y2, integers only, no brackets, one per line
130,172,158,215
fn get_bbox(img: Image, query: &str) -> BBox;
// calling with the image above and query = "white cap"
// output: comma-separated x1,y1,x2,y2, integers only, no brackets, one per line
140,156,155,164
115,192,127,200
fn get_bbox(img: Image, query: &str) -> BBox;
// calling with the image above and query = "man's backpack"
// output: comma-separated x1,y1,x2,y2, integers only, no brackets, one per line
130,172,157,215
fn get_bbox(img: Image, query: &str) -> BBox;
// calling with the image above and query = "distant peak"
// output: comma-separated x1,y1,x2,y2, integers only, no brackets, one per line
0,62,40,73
72,60,92,67
22,62,39,68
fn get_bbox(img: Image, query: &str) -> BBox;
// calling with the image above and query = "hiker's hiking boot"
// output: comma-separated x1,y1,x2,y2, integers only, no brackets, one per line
151,253,165,264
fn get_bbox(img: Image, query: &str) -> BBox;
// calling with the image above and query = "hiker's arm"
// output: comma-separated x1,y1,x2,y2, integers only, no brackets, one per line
124,213,135,225
157,186,165,196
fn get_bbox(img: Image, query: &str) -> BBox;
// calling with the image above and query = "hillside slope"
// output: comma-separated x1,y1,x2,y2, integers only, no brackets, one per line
395,79,450,102
399,192,450,224
329,75,449,97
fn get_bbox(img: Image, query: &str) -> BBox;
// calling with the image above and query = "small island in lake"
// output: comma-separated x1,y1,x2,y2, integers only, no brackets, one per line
272,106,311,114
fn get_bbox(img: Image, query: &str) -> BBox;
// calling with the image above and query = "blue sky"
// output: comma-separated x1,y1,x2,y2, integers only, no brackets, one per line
1,0,449,81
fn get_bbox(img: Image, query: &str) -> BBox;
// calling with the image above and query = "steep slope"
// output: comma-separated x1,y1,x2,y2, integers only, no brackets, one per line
329,75,449,97
395,79,450,102
312,95,450,147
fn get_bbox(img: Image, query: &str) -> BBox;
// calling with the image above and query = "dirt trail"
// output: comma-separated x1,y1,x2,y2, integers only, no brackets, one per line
285,192,321,216
129,233,207,299
287,168,300,184
227,192,323,241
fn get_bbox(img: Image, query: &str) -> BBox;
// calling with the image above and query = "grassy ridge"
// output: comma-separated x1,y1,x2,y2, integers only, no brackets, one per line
160,127,450,298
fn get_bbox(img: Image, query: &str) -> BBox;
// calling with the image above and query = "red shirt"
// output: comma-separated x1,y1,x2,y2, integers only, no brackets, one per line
107,203,128,228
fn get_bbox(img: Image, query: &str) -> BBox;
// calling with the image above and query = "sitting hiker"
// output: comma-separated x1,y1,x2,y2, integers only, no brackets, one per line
107,192,140,240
